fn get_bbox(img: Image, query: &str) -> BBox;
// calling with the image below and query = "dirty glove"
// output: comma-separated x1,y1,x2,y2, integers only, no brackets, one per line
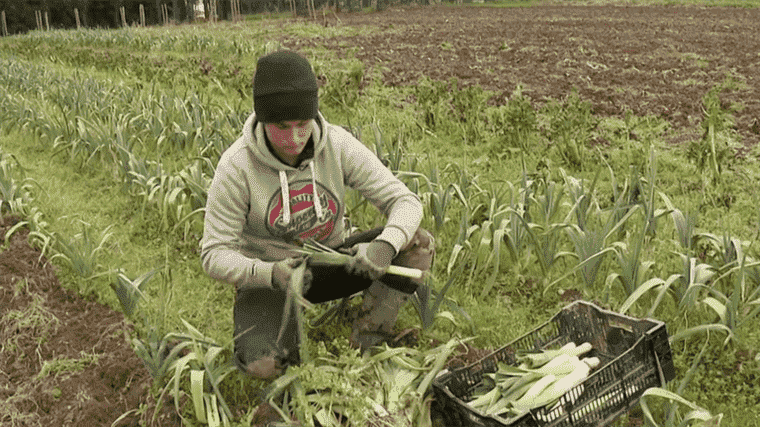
272,257,312,294
347,240,395,281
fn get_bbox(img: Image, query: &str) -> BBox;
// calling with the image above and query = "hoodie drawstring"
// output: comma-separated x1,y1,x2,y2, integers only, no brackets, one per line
310,162,325,222
278,163,325,227
279,170,291,226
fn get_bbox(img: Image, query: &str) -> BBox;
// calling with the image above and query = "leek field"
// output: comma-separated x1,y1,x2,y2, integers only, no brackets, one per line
1,1,759,426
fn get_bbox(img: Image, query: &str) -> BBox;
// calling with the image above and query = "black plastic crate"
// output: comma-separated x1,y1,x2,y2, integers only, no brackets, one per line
431,301,676,427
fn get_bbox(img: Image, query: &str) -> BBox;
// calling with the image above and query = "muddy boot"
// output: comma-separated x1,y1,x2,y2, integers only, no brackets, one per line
349,228,436,351
350,280,409,351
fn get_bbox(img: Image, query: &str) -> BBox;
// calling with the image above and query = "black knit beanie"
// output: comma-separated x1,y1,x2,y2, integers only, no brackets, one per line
253,50,318,123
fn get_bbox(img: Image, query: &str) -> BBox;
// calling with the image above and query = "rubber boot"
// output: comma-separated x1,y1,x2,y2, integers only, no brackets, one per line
349,280,409,351
349,228,435,351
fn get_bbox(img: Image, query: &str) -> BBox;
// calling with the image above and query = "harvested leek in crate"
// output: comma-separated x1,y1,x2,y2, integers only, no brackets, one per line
466,342,600,421
432,301,675,427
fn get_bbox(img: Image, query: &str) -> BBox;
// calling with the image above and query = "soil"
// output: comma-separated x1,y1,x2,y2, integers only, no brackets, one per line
0,215,180,427
290,3,760,150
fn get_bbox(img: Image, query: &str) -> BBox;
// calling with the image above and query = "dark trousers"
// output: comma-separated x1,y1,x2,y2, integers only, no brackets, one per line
233,228,419,372
304,227,418,303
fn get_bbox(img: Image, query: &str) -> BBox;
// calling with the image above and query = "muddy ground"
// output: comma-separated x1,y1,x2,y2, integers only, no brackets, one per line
0,215,182,426
3,3,758,426
291,3,760,149
0,213,490,426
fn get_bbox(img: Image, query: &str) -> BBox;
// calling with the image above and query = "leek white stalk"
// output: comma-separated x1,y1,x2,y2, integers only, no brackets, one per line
514,359,591,411
581,356,601,369
517,342,592,368
468,342,600,419
301,248,424,279
513,374,557,407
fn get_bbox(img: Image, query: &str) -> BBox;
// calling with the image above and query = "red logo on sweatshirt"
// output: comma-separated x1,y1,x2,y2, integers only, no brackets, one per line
266,180,339,243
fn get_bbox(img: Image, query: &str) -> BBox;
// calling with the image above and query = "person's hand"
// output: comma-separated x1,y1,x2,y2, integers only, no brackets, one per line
347,240,395,281
272,257,312,294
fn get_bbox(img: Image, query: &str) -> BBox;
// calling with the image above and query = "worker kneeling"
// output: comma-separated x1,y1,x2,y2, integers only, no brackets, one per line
200,50,434,380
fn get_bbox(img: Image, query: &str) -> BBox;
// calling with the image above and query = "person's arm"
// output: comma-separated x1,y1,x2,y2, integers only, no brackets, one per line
339,129,423,253
200,161,276,289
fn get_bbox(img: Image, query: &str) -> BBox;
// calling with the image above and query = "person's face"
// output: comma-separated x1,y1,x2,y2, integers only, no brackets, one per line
264,120,313,157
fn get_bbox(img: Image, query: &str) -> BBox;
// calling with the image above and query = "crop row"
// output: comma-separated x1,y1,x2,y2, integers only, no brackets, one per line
2,55,758,338
2,45,757,424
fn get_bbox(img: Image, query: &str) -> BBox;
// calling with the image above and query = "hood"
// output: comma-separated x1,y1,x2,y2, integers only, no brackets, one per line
242,112,329,228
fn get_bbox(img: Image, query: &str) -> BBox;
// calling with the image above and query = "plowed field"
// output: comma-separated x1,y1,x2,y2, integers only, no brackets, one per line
289,4,760,147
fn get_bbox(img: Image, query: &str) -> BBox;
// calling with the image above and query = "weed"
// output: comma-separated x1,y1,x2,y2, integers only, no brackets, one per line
36,352,101,379
486,85,538,155
540,90,599,170
318,58,364,113
0,291,60,354
687,85,739,185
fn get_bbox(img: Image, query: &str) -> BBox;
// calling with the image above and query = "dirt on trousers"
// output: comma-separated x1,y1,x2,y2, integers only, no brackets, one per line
289,3,760,150
0,215,180,427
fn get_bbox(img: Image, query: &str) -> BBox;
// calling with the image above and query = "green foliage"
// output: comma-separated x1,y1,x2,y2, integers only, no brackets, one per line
50,219,114,282
540,90,599,170
686,85,740,185
1,16,757,426
318,58,365,113
0,151,37,216
486,85,538,155
110,269,159,318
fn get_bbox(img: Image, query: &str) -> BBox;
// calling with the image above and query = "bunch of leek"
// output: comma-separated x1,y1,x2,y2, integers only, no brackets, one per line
298,240,424,280
467,342,600,422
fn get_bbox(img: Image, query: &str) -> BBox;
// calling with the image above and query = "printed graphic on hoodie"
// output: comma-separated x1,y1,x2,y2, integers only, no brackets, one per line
266,180,339,243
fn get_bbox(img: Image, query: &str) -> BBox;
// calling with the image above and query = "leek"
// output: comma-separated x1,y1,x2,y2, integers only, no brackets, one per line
467,342,600,418
300,245,424,279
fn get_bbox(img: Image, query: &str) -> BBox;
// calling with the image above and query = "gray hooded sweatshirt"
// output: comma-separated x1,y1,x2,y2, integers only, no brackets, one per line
201,112,423,289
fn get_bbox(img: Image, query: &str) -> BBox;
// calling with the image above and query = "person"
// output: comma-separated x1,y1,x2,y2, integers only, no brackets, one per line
200,50,435,379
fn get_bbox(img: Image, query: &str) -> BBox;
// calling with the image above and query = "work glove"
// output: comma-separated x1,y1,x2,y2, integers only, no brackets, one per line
347,240,395,281
272,257,312,294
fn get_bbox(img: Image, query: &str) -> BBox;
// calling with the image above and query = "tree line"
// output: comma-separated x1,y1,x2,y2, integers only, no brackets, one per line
0,0,282,35
0,0,438,36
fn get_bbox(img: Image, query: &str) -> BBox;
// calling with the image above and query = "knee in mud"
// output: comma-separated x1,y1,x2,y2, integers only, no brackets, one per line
395,228,435,272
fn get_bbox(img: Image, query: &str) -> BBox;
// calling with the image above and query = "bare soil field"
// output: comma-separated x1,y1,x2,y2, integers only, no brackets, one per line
0,215,180,427
291,4,760,148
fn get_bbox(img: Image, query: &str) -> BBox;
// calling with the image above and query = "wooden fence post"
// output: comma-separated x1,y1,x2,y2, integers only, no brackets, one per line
120,6,127,27
74,8,81,29
1,10,7,37
44,11,49,31
139,4,145,27
162,4,169,25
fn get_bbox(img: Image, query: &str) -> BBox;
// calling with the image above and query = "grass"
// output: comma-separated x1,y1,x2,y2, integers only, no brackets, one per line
0,130,233,340
35,352,101,379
